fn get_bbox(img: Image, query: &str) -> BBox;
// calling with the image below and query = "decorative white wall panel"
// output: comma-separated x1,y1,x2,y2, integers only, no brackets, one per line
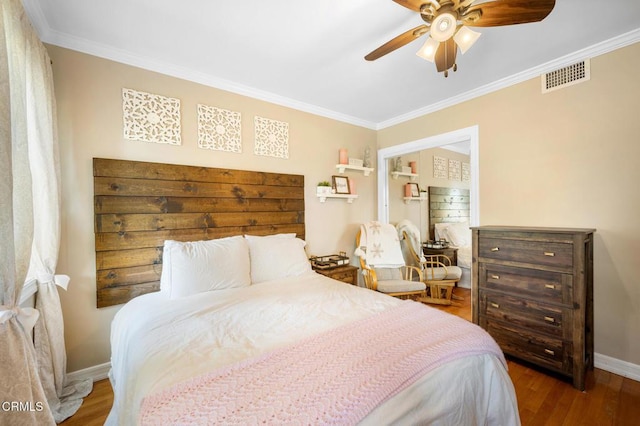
462,162,471,182
254,116,289,159
433,155,447,179
449,159,461,181
122,88,181,144
197,104,242,153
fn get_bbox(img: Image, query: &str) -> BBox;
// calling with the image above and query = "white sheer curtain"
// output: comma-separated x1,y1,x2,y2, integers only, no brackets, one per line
1,0,91,423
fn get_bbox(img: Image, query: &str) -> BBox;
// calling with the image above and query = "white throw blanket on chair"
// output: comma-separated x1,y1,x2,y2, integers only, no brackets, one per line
355,221,405,268
396,220,426,263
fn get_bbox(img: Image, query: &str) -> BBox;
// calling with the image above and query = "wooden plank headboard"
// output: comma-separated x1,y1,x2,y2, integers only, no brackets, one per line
427,186,470,240
93,158,305,308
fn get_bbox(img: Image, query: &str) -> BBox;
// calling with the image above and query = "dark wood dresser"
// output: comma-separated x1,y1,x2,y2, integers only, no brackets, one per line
471,226,595,390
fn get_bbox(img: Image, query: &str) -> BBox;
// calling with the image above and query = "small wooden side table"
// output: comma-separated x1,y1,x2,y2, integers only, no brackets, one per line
422,246,458,266
314,265,359,285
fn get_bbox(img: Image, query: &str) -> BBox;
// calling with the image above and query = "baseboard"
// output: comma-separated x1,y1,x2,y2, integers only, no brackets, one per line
66,354,640,385
67,362,111,383
594,353,640,381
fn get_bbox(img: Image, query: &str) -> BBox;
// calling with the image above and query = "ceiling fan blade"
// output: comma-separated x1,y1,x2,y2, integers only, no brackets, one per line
365,25,428,61
465,0,555,27
392,0,426,13
435,38,457,73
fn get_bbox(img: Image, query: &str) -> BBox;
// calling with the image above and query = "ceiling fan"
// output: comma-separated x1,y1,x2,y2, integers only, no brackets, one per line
365,0,556,77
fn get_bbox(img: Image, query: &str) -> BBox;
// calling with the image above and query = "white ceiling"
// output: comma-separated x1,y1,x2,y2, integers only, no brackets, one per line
24,0,640,129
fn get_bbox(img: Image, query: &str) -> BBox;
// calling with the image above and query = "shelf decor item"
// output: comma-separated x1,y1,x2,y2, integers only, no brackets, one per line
339,148,348,165
309,253,350,270
316,181,332,196
363,146,372,168
332,175,350,194
405,183,412,197
424,239,449,249
408,182,420,197
348,158,363,167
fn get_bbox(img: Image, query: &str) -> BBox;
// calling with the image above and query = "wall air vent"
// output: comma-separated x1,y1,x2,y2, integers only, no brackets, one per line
542,59,590,93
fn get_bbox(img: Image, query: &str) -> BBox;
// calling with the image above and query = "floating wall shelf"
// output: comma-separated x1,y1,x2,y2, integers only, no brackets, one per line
317,194,358,203
335,164,374,176
403,196,427,205
391,171,418,181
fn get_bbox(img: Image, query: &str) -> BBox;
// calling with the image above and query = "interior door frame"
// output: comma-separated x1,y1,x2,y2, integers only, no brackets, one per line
376,125,479,226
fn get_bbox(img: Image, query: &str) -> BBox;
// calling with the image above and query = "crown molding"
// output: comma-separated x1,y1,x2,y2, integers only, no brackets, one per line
376,28,640,130
44,29,378,130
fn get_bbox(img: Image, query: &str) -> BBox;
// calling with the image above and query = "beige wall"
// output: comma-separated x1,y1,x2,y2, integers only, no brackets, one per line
378,43,640,365
47,45,378,371
49,41,640,372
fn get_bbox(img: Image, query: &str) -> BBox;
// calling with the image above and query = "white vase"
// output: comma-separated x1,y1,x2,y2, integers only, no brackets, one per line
317,186,332,196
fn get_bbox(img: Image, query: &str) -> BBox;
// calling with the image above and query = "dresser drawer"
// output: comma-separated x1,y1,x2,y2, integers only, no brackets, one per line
479,237,573,270
479,264,571,305
482,318,572,374
314,265,358,285
480,291,570,338
329,269,356,284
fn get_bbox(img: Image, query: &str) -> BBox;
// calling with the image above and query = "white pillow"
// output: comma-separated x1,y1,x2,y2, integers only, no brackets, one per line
245,235,311,284
442,222,471,247
160,236,251,299
434,223,451,241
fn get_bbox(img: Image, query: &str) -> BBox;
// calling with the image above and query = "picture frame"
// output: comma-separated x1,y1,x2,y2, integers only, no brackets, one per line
408,182,420,197
332,175,351,194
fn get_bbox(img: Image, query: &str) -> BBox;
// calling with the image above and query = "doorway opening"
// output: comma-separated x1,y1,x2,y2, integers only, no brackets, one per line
376,125,479,226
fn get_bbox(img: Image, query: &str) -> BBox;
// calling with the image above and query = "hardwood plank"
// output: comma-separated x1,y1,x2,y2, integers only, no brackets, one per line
59,379,111,426
97,281,159,308
96,211,304,233
616,376,640,425
428,209,470,218
528,371,567,425
94,196,304,214
96,264,162,289
94,177,304,199
428,187,469,196
94,157,304,186
96,247,162,270
95,224,306,251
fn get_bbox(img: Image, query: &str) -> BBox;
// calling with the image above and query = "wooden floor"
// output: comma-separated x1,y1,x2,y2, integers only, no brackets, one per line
61,288,640,426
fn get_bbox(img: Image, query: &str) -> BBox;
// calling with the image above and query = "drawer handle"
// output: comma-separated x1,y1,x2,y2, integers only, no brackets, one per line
490,302,500,309
544,349,555,356
544,252,555,257
491,247,500,252
545,284,556,289
491,274,500,280
544,316,555,323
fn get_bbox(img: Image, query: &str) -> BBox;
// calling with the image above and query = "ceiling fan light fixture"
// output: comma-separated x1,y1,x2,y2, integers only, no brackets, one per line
453,26,481,54
416,36,439,62
430,12,457,42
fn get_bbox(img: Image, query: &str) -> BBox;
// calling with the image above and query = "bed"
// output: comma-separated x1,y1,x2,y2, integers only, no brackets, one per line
106,233,520,425
428,186,472,288
100,161,518,425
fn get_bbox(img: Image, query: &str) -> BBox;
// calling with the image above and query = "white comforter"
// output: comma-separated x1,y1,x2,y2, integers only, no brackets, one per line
107,272,519,425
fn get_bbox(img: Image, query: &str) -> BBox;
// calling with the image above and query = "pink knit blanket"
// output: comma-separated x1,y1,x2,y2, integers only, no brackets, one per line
140,301,505,425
